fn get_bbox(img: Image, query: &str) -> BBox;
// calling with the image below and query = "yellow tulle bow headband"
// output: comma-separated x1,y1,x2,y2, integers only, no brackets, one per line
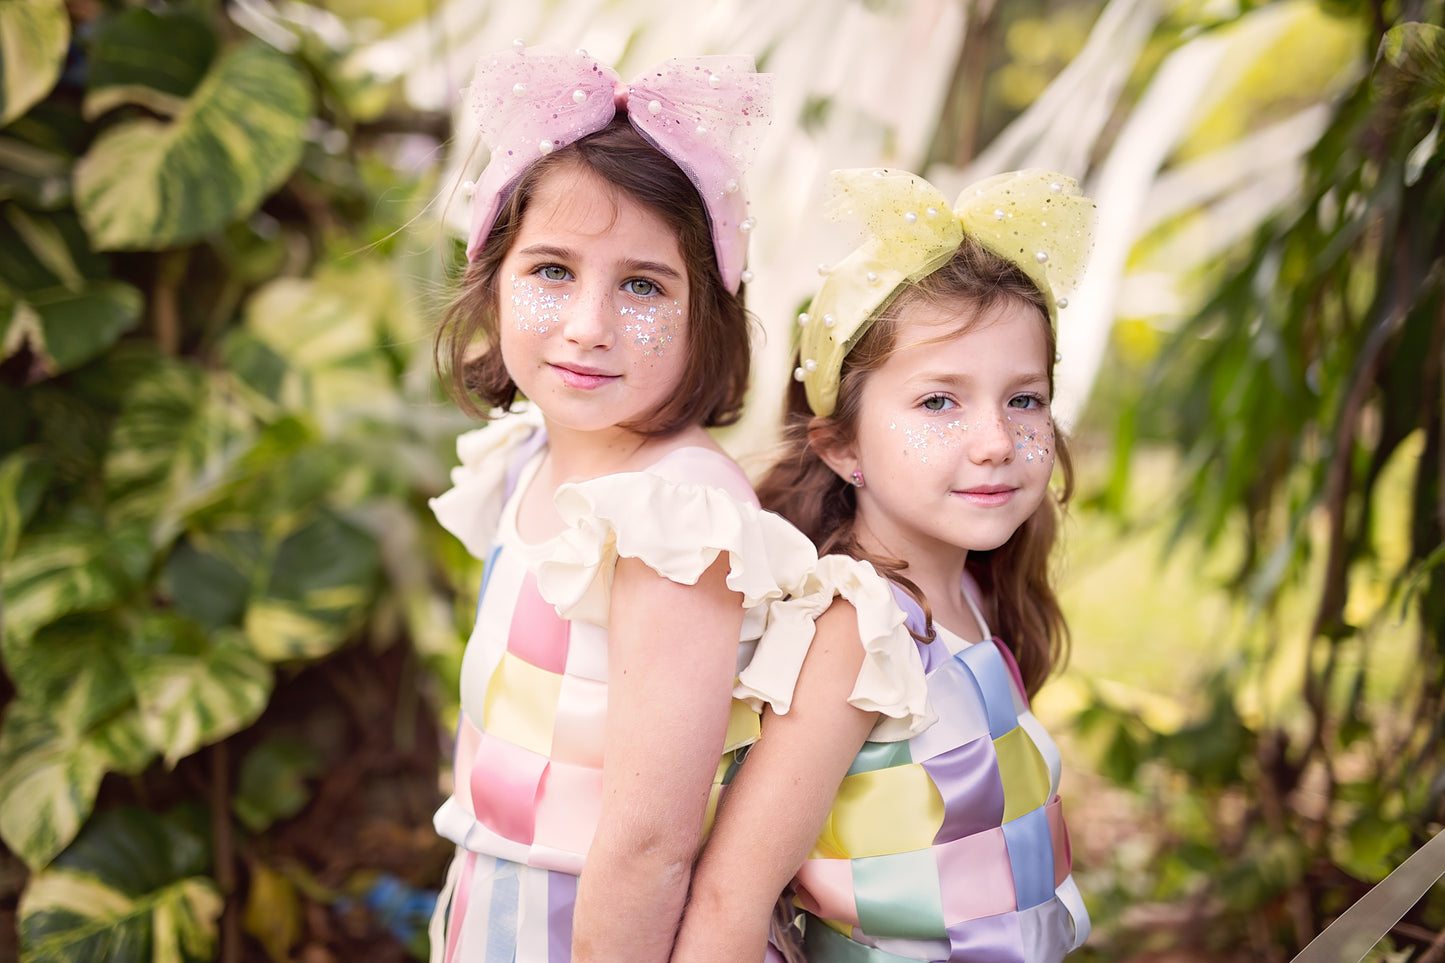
796,167,1097,416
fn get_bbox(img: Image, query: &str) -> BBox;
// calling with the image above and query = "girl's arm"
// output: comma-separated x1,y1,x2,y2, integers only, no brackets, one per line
572,554,745,963
671,600,880,962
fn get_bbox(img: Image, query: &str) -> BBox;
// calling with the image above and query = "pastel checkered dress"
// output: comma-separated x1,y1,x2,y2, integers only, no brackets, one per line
424,411,822,962
777,583,1090,961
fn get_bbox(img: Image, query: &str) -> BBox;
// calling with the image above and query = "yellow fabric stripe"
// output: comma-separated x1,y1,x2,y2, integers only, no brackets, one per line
482,652,562,756
812,763,943,859
995,726,1052,822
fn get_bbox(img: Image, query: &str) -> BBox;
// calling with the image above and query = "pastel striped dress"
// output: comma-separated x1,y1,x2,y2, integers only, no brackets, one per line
744,573,1090,962
424,409,821,962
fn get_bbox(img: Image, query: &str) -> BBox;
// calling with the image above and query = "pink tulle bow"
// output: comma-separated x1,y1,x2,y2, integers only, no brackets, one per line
464,44,773,293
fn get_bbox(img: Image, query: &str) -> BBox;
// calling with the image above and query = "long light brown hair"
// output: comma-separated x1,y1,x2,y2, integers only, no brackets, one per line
756,236,1074,695
435,117,752,435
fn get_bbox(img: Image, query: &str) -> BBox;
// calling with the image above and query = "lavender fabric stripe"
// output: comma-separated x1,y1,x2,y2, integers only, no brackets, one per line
484,857,521,963
1001,807,1055,909
957,642,1019,739
548,869,577,962
945,911,1026,962
921,735,1005,843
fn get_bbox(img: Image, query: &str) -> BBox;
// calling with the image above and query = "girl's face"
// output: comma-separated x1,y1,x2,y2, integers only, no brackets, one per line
497,163,691,441
843,299,1057,564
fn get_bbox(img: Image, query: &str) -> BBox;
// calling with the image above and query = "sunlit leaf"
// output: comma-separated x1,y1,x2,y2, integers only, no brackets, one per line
0,0,70,127
243,861,303,962
74,41,312,251
0,688,153,870
1,526,139,652
1375,21,1445,108
103,359,254,544
0,446,49,562
126,615,273,767
18,805,221,962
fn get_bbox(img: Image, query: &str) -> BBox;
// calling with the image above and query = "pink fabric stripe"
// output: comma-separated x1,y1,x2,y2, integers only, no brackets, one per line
1047,796,1073,887
507,572,570,673
443,850,478,963
452,713,483,817
471,734,548,845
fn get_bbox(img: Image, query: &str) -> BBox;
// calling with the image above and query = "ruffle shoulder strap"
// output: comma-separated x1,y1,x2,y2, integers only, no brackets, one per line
428,407,547,559
736,554,935,742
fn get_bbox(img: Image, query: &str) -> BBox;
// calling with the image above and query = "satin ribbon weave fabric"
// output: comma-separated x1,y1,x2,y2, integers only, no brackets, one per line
463,43,773,292
797,167,1097,416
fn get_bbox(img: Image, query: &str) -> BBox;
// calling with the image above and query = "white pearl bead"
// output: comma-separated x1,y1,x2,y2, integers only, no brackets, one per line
803,359,818,372
648,100,662,115
793,366,806,381
739,217,756,233
1035,251,1049,263
539,140,554,154
460,180,476,198
1050,182,1063,193
709,74,722,88
798,312,810,326
740,270,754,283
866,271,878,284
823,314,836,327
696,124,707,135
817,264,831,276
925,207,938,217
1057,297,1069,309
513,83,527,96
724,178,739,193
904,212,917,224
993,209,1006,220
512,38,525,49
572,89,587,104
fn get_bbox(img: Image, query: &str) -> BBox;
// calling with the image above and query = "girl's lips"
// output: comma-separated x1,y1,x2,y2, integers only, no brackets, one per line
953,486,1017,507
550,362,618,390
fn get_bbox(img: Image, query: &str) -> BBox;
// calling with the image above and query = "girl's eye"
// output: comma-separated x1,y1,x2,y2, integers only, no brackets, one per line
623,278,659,297
1008,393,1046,410
537,265,570,282
921,395,955,412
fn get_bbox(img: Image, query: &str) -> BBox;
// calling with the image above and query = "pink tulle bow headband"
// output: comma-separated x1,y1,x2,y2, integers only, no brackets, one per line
463,44,774,293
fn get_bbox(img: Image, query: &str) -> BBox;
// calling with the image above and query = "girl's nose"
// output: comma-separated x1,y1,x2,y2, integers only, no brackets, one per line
969,415,1016,465
561,285,615,350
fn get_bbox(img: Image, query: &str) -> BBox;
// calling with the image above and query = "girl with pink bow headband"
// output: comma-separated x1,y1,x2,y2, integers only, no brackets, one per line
426,43,817,962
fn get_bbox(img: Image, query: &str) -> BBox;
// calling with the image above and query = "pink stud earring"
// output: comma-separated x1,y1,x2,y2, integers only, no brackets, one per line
850,469,865,488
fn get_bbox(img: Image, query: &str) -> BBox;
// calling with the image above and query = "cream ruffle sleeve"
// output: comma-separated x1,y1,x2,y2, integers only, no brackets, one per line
736,554,935,742
529,471,818,640
427,408,546,559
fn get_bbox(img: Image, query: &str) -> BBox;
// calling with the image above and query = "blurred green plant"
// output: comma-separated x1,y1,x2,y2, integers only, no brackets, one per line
1095,7,1445,955
0,1,470,959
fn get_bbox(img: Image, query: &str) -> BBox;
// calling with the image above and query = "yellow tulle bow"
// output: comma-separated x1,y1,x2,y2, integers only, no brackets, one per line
797,167,1097,417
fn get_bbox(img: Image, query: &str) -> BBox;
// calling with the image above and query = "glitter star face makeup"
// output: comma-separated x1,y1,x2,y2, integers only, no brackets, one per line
846,300,1057,562
496,163,692,440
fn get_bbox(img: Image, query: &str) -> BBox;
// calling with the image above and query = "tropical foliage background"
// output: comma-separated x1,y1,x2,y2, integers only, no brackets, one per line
0,0,1440,960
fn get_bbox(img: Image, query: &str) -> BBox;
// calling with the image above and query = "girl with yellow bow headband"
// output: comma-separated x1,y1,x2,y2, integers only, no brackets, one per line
673,168,1096,962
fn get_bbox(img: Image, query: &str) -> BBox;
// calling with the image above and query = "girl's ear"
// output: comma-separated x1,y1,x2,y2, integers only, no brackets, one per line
806,418,859,487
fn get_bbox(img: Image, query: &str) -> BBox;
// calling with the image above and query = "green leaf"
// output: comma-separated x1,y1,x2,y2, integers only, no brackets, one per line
1375,22,1445,110
0,684,154,870
0,446,49,562
244,509,378,661
126,615,272,767
17,280,144,374
74,41,312,251
0,0,70,127
18,806,221,962
162,531,256,629
82,6,218,120
232,737,324,833
103,359,254,544
1,526,140,653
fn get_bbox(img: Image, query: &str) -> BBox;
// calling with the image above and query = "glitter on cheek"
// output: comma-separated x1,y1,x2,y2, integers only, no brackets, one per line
508,274,569,334
1007,416,1056,465
894,414,968,464
617,299,681,357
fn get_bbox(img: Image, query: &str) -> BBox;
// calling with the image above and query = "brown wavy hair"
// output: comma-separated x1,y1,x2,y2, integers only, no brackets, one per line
435,117,752,435
755,236,1074,695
